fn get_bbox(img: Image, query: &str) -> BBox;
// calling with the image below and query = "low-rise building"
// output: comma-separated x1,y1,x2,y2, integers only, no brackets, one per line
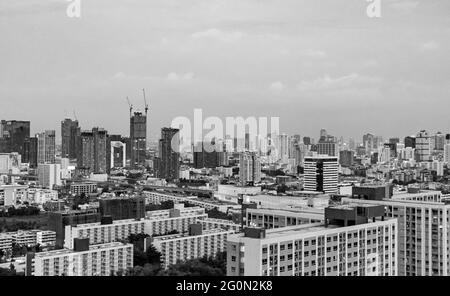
26,240,133,276
153,224,234,269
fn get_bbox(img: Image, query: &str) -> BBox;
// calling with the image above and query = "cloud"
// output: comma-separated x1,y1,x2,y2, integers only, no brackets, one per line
191,28,244,43
269,81,285,92
167,72,195,81
387,0,420,13
297,73,381,92
419,41,440,52
303,49,327,59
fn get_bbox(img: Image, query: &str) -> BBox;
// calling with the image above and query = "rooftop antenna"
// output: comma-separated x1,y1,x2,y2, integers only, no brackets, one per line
142,88,149,115
73,110,78,121
127,96,133,117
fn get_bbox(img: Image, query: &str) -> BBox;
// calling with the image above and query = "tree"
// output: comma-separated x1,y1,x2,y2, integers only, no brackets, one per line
206,208,231,220
157,252,227,276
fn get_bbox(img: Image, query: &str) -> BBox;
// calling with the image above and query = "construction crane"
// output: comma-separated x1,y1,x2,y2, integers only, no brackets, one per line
126,96,133,117
142,88,149,115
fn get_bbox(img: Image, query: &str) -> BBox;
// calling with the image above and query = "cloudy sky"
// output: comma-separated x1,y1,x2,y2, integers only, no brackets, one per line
0,0,449,142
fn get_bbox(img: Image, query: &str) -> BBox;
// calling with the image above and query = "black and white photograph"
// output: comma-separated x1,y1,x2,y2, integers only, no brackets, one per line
0,0,450,288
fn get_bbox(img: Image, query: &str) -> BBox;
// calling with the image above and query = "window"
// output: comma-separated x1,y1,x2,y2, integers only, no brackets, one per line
231,256,236,262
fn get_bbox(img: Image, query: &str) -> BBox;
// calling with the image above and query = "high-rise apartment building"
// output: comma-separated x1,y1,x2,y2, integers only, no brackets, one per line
304,155,338,194
239,152,261,186
130,111,147,167
37,130,56,164
345,190,450,276
61,119,80,159
227,204,397,276
157,128,180,181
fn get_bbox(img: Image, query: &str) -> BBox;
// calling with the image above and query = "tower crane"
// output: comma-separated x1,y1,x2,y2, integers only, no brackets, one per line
142,88,149,115
127,96,133,117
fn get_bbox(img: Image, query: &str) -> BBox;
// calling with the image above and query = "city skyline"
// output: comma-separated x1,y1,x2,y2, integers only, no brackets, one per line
1,0,449,140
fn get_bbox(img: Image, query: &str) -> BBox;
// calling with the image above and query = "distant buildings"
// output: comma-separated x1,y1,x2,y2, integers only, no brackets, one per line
239,152,261,186
37,130,56,164
303,155,338,194
317,135,338,158
0,152,21,174
339,150,354,167
61,119,80,159
193,141,219,169
227,204,397,276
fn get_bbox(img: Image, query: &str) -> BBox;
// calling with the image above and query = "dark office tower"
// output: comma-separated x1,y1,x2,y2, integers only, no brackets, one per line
61,119,80,159
158,127,180,181
78,128,108,174
0,120,30,157
37,130,56,164
99,197,145,221
339,150,354,167
303,137,311,146
93,128,108,174
193,141,219,169
384,143,397,158
48,209,101,248
245,133,250,150
23,137,38,167
389,138,400,145
130,111,147,168
404,136,416,148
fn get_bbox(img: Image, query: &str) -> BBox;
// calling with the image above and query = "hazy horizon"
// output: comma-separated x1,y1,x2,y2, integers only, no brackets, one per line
1,0,449,142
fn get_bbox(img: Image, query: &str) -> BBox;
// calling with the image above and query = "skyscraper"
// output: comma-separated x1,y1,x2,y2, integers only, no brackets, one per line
404,136,416,148
0,120,30,158
304,155,338,194
415,130,431,162
157,127,180,181
37,130,56,164
317,135,338,158
193,141,219,169
239,152,261,186
77,128,108,174
130,111,147,167
61,118,80,159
